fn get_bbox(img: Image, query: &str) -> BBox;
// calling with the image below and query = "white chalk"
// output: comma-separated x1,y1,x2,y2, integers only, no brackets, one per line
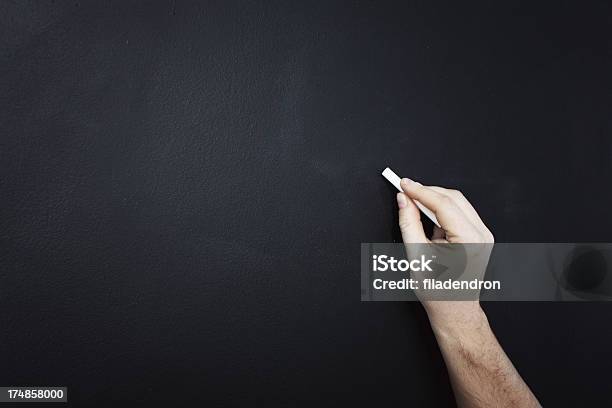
382,167,441,227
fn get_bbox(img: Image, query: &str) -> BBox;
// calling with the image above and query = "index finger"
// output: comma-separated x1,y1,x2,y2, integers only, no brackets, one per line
400,178,473,233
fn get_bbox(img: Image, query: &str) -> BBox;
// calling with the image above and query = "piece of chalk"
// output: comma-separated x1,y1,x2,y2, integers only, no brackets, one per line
382,167,441,228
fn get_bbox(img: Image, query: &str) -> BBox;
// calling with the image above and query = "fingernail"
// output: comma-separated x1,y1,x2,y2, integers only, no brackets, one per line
397,193,407,209
401,178,416,187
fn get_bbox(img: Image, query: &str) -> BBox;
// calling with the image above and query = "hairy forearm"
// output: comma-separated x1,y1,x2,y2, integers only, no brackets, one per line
427,303,540,408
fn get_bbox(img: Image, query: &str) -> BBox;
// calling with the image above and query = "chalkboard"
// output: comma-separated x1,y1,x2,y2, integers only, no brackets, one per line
2,1,612,406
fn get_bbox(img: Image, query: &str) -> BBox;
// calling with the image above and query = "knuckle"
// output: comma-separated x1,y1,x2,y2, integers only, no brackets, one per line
440,195,453,206
398,218,416,231
448,189,465,200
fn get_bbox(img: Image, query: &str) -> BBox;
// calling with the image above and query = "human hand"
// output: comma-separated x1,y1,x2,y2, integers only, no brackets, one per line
396,178,494,329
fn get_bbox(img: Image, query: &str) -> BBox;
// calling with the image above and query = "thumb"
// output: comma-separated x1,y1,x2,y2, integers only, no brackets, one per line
397,193,428,243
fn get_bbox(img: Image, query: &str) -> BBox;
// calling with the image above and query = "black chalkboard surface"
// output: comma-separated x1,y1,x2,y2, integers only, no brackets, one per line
2,1,612,406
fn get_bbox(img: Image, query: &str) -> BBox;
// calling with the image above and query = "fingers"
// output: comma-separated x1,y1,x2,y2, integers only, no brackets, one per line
426,186,484,227
400,178,473,235
426,186,494,243
396,193,428,243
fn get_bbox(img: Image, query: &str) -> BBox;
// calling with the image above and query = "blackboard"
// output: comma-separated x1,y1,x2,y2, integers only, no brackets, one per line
2,1,612,406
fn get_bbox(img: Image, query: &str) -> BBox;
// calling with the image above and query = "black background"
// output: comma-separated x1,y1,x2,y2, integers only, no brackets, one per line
2,1,612,406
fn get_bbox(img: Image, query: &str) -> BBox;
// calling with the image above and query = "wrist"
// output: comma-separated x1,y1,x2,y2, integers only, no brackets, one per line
425,301,489,339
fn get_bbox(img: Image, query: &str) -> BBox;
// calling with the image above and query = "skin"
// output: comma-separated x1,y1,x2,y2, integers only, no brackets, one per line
396,178,541,408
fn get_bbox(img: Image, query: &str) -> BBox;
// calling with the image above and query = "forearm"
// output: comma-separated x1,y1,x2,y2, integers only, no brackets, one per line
427,303,540,408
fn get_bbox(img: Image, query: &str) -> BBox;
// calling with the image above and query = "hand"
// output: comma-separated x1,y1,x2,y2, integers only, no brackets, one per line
396,178,494,328
396,178,493,245
396,179,541,408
